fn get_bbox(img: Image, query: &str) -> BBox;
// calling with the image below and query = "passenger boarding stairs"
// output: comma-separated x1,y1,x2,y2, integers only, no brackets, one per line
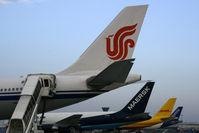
7,74,56,133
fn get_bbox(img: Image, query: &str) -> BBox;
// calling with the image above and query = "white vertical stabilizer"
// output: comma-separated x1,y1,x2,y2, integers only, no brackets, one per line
58,5,148,75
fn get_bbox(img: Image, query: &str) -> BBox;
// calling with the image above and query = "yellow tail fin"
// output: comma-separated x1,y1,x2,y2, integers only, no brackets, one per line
155,98,176,117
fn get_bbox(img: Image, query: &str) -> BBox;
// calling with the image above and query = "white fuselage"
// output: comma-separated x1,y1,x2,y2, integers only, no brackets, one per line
0,73,139,120
0,74,107,120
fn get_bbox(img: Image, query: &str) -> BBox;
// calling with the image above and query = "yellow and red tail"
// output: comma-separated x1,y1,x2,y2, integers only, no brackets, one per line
154,98,176,118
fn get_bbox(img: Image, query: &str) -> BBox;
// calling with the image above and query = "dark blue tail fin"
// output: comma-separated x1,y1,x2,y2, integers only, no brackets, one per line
120,81,154,114
160,106,183,128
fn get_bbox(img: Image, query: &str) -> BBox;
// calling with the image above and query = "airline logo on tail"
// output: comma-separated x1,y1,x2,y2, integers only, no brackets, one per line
160,110,170,112
106,24,137,60
172,108,181,118
128,86,150,111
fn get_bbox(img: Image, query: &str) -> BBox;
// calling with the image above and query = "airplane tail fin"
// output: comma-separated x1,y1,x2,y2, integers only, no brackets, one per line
170,106,183,119
120,81,154,114
58,5,148,75
154,98,177,117
160,106,183,128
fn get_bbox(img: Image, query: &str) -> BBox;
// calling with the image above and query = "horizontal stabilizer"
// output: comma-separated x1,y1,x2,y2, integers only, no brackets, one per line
87,59,134,89
161,116,175,121
54,114,82,128
126,113,151,121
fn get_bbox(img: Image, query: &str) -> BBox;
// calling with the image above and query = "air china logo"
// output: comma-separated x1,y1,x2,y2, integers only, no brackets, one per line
106,24,137,60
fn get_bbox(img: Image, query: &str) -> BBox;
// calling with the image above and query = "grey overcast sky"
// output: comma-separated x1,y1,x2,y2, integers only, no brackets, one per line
0,0,199,122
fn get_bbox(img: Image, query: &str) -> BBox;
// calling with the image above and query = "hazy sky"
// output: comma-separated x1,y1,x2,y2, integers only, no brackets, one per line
0,0,199,122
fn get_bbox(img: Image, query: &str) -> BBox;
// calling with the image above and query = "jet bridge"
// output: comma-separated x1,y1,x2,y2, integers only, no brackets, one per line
7,74,56,133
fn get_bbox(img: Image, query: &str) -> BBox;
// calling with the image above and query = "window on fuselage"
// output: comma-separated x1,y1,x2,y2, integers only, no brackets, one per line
0,89,3,92
8,88,11,91
16,88,19,91
20,88,23,91
12,88,15,91
4,89,7,91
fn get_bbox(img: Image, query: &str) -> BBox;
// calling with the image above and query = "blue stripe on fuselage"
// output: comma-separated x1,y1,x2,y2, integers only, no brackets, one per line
0,90,107,100
56,90,107,93
0,92,21,95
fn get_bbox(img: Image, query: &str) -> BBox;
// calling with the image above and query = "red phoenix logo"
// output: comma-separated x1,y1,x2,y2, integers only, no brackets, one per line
106,24,137,60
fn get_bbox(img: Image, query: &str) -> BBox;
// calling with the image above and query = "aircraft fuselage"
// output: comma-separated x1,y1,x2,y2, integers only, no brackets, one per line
0,75,107,120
